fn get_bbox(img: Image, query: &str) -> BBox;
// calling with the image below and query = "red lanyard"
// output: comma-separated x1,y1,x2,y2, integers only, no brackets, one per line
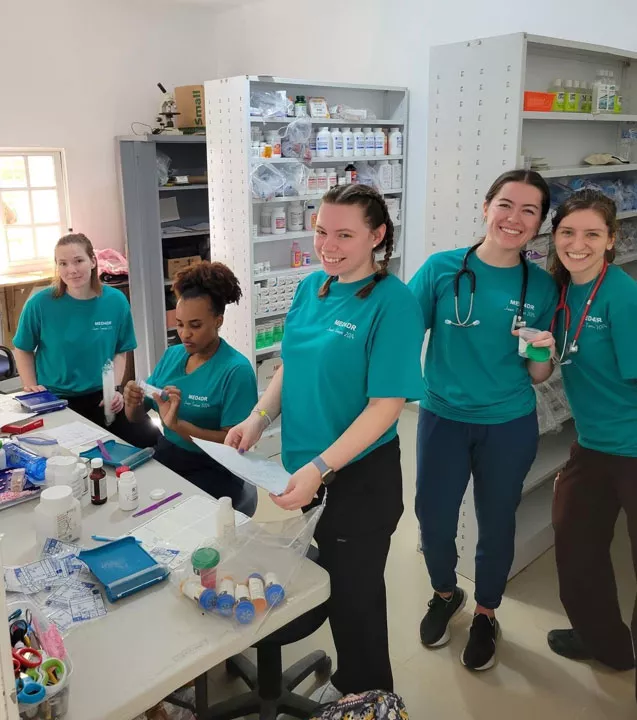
550,262,608,353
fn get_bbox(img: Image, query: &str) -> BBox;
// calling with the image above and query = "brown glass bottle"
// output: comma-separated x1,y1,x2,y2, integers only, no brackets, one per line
90,458,107,505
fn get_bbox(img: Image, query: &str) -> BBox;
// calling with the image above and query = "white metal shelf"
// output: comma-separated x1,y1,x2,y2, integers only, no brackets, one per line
617,210,637,220
524,111,637,122
253,222,401,244
159,184,207,192
618,250,637,265
523,420,577,497
258,155,404,164
161,229,209,239
253,252,402,281
251,118,404,126
253,188,403,204
255,309,288,321
541,164,637,179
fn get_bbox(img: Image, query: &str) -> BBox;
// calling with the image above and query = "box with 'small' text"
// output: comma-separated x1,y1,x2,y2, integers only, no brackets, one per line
174,85,205,129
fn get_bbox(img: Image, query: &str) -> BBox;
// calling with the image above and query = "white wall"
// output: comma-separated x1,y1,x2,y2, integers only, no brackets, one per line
0,0,217,253
209,0,637,279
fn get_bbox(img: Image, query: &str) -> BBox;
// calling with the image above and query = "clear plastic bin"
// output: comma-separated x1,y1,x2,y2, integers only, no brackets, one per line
8,600,73,720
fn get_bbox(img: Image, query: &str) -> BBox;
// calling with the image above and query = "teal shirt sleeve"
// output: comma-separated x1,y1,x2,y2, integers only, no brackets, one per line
113,293,137,353
220,362,258,427
12,294,41,352
609,287,637,381
407,259,436,331
367,287,425,401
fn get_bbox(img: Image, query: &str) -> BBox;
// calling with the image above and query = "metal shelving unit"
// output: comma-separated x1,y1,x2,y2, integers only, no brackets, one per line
427,32,637,582
118,134,208,379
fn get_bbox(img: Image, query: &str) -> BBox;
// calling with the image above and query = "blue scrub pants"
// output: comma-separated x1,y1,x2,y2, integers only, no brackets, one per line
415,407,539,609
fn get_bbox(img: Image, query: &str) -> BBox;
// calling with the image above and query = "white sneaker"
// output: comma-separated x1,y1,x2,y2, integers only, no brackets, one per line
309,680,343,704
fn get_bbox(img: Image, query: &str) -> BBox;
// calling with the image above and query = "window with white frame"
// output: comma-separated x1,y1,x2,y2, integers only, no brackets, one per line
0,150,69,273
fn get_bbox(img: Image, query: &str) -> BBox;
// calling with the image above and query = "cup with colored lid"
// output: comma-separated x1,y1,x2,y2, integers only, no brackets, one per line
518,327,551,362
191,547,220,590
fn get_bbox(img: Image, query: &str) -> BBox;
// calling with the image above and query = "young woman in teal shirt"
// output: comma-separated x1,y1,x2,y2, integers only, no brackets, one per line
409,170,557,671
547,190,637,690
13,233,136,432
124,261,257,511
226,185,424,703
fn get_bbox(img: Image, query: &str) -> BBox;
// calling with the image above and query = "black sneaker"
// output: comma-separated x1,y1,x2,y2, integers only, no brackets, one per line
461,614,500,671
547,629,593,662
420,587,467,647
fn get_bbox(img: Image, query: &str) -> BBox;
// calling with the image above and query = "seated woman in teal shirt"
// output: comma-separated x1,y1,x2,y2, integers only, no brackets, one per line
226,185,425,703
547,190,637,690
124,261,257,509
13,233,136,433
409,170,557,672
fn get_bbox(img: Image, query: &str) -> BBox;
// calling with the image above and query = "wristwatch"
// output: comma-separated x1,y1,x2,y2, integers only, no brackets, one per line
311,455,336,485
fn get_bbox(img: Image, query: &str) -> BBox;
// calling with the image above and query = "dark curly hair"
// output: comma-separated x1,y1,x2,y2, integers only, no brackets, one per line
318,184,394,300
172,261,242,315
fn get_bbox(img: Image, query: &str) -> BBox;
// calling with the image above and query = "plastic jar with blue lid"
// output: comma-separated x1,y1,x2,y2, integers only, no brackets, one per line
234,584,256,624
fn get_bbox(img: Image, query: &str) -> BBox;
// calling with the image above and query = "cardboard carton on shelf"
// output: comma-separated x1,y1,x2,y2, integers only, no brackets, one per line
174,85,205,129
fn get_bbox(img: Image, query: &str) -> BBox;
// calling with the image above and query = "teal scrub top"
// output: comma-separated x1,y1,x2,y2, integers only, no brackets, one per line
147,340,257,452
280,271,425,474
408,247,558,424
13,285,137,397
557,264,637,457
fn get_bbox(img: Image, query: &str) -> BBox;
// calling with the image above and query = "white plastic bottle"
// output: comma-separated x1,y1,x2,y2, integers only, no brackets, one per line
288,202,303,231
353,127,366,157
316,169,328,192
607,71,616,113
316,127,331,157
593,70,609,114
0,441,6,470
364,127,376,157
390,160,402,189
330,128,343,158
304,203,318,231
374,128,386,156
260,206,273,235
378,160,392,190
217,496,236,544
271,206,287,235
389,127,403,156
306,168,317,194
118,471,139,512
327,167,337,188
34,485,82,545
342,127,354,157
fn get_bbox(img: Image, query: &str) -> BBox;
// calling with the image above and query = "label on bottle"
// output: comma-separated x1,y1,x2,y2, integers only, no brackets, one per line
333,136,343,151
308,176,317,191
344,136,354,152
218,577,235,599
248,576,266,601
316,138,329,153
274,216,285,230
91,472,107,503
56,509,79,542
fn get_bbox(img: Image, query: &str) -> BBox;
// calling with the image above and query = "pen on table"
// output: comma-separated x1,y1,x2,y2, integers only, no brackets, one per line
91,535,142,544
132,492,183,518
96,439,113,462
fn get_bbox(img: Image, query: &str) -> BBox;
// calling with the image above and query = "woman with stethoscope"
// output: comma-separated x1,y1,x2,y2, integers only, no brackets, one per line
547,189,637,690
409,169,558,671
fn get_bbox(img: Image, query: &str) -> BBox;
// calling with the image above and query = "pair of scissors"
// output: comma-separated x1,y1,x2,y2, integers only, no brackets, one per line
16,674,46,705
12,647,43,676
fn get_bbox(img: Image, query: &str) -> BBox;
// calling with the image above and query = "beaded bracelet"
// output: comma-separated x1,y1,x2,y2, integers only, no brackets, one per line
252,408,272,427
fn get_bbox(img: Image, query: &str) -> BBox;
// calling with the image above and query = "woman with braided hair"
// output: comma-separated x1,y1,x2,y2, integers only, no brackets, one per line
226,184,424,701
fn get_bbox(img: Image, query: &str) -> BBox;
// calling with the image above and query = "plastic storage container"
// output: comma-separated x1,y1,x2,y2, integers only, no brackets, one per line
34,485,82,544
4,443,47,482
518,327,551,362
10,600,74,720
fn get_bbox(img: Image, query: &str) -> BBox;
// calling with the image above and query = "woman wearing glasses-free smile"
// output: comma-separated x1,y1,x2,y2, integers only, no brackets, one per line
548,189,637,699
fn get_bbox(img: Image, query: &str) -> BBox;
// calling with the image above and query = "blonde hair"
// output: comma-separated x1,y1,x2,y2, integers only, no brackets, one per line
53,233,102,298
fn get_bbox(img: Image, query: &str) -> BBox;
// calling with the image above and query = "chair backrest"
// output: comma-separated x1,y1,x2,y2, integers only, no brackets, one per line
0,345,17,380
309,690,409,719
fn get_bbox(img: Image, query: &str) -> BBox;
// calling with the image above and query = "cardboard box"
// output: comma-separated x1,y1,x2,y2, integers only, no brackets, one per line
165,255,201,278
174,85,205,129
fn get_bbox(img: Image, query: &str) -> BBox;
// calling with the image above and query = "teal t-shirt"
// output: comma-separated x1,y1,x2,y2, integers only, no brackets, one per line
408,247,558,424
280,271,425,474
147,340,257,452
558,264,637,457
13,286,137,397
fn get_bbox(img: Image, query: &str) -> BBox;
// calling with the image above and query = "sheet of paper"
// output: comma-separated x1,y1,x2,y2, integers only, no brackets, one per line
4,557,74,594
193,439,290,495
45,421,109,451
159,196,180,222
70,593,107,622
0,410,36,428
45,581,101,610
41,538,83,558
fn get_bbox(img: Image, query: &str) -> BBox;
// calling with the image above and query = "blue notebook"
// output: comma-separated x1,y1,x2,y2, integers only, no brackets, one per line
80,440,154,469
78,537,170,602
16,390,68,414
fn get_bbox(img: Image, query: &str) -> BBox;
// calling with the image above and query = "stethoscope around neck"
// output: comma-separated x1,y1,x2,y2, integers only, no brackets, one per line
444,242,530,329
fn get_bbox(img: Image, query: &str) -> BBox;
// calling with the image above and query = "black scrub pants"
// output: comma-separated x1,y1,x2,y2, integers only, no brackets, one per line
553,442,637,694
63,390,139,446
308,437,403,695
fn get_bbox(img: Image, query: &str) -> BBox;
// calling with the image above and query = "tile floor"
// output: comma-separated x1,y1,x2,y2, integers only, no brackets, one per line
206,407,636,719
